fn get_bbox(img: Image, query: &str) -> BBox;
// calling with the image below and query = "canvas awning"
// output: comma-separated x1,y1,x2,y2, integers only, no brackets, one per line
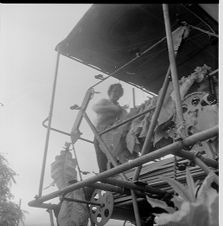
56,4,218,94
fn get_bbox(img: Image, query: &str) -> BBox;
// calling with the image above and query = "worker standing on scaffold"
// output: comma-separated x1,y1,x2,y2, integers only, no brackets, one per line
92,83,127,172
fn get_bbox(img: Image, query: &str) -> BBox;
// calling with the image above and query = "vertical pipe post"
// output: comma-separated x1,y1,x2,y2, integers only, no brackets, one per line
162,4,184,127
132,87,136,108
71,143,83,181
47,209,55,226
84,113,141,226
38,53,60,197
133,67,171,180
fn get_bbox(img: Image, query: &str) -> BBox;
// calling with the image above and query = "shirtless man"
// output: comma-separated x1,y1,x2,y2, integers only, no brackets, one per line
93,83,127,172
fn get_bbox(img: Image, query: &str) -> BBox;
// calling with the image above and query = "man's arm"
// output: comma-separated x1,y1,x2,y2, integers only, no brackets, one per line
92,99,122,114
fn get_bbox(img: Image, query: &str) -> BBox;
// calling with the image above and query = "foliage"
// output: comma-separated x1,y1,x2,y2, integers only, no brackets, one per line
51,150,89,226
0,154,16,201
146,168,218,226
0,200,24,226
0,153,25,226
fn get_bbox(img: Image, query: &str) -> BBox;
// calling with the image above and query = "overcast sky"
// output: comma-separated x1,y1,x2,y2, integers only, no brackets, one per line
0,4,149,225
1,3,221,226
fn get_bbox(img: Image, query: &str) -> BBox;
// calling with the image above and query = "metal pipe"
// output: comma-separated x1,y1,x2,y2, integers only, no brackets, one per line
189,24,219,38
42,118,93,143
162,4,185,129
174,149,218,184
47,208,55,226
42,67,218,142
99,106,155,135
115,198,145,207
71,143,83,181
175,149,218,169
193,157,219,185
70,88,94,144
28,125,218,206
130,189,141,226
102,178,166,195
62,197,102,206
38,53,60,197
84,113,123,171
83,113,142,225
86,183,145,198
88,182,125,194
132,88,136,108
89,35,168,89
29,202,58,209
133,67,171,180
209,69,218,76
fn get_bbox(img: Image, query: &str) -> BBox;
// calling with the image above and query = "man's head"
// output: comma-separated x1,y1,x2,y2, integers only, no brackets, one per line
107,83,124,102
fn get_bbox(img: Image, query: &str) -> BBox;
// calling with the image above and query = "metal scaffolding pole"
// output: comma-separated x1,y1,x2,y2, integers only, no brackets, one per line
102,178,166,195
38,53,60,197
133,67,171,181
83,113,142,226
42,118,93,143
88,182,125,194
162,4,185,130
47,208,55,226
99,106,155,135
28,125,218,206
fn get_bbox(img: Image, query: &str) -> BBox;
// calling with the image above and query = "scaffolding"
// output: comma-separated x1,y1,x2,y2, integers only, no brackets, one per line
28,4,219,226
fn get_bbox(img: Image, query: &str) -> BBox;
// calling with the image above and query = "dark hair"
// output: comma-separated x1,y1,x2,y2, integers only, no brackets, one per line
107,83,124,96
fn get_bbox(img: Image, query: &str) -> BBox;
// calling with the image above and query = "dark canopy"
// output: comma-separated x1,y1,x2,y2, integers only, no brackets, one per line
56,4,218,94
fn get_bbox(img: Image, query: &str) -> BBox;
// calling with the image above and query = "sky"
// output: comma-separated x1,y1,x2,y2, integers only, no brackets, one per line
0,4,149,226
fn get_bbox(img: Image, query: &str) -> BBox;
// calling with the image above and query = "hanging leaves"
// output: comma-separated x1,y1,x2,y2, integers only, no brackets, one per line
51,150,89,226
185,168,196,202
51,150,77,189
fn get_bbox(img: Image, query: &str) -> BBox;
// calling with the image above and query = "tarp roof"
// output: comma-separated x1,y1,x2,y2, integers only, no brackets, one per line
56,4,218,94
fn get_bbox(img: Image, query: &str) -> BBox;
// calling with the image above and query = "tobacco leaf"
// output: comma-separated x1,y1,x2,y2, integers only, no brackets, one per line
51,151,77,189
156,201,210,226
185,168,196,202
159,176,192,202
51,151,89,226
156,172,219,226
146,196,175,213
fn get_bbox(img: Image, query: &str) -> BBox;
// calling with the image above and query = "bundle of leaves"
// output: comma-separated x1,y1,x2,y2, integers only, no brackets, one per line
51,150,89,226
0,154,25,226
146,168,218,226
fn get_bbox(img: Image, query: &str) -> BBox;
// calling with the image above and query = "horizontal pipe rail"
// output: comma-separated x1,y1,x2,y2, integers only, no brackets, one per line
209,69,218,76
115,198,145,207
175,149,218,168
28,202,58,209
28,125,218,207
189,24,218,38
88,182,125,194
133,67,171,180
62,197,102,206
42,118,93,144
102,178,166,195
88,35,168,89
99,106,155,135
